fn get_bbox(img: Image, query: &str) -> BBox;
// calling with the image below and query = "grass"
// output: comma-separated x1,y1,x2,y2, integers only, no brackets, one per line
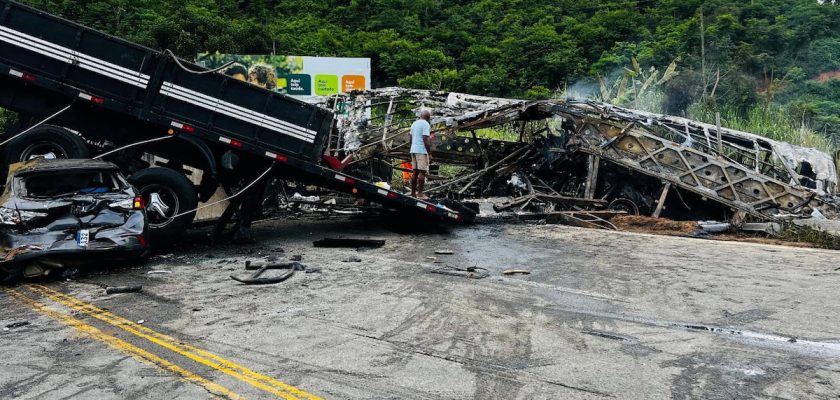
779,223,840,250
470,127,520,142
686,102,836,153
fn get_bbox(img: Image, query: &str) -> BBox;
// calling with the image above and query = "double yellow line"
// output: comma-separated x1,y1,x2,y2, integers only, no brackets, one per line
7,285,321,400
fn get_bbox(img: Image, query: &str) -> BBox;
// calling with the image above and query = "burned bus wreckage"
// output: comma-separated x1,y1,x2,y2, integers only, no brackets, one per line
318,88,840,232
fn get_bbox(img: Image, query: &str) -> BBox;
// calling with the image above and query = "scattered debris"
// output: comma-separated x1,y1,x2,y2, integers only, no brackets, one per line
290,255,303,261
434,249,455,255
146,270,172,275
342,256,362,263
430,265,489,279
105,285,143,294
426,256,437,260
313,238,385,248
231,260,306,285
137,320,145,324
582,330,633,342
3,321,30,330
502,269,530,275
697,221,731,233
698,220,783,235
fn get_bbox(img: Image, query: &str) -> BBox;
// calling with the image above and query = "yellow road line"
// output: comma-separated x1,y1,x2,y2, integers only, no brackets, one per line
4,288,244,400
27,284,320,400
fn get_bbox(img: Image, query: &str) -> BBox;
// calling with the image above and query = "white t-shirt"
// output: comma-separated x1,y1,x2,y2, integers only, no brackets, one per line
410,119,431,154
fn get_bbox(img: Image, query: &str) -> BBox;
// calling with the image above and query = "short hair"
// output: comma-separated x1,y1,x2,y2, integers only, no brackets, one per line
223,63,248,78
248,64,277,89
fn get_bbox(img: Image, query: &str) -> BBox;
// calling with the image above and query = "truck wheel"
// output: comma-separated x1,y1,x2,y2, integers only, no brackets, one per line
3,124,89,162
129,167,197,244
1,125,89,178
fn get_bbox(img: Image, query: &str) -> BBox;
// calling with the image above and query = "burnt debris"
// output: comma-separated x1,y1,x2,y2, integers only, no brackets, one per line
318,88,840,231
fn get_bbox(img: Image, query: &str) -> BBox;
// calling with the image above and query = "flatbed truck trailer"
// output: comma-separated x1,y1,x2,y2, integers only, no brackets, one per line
0,0,474,243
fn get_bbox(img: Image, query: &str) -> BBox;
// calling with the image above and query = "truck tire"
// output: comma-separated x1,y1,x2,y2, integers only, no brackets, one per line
129,167,197,244
1,125,89,178
3,124,89,161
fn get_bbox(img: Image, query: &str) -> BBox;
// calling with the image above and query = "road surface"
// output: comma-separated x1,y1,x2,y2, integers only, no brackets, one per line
2,216,839,399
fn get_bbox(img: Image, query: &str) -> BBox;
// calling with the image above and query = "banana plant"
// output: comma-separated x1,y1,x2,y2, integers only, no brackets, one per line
597,57,679,106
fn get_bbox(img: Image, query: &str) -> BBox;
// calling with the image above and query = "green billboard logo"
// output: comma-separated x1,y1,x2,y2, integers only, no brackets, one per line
314,74,338,95
286,74,311,95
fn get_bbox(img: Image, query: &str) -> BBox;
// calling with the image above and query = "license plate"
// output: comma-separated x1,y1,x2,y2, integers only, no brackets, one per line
76,229,90,247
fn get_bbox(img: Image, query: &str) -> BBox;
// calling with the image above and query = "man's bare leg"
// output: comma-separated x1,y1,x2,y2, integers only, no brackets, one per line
417,171,427,199
411,170,419,197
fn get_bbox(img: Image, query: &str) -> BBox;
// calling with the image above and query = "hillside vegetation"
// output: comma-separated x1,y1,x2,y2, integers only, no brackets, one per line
7,0,840,149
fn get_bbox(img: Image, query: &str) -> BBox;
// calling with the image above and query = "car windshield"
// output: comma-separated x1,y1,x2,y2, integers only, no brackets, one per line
19,170,124,198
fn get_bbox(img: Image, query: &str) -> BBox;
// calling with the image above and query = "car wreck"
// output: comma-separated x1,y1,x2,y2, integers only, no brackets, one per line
318,88,840,231
0,158,148,281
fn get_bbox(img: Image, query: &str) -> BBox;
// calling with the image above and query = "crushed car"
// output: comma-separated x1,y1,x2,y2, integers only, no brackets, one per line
0,158,148,282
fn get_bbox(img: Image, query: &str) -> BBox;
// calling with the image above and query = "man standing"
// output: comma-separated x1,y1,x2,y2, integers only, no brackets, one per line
409,110,432,199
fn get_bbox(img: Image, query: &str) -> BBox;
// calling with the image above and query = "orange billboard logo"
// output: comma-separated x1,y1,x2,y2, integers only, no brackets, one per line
342,75,366,92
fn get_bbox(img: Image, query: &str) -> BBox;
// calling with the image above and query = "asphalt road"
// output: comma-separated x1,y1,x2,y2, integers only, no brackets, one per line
2,216,839,399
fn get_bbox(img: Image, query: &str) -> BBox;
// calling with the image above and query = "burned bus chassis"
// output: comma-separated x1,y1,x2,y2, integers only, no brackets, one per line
320,89,839,225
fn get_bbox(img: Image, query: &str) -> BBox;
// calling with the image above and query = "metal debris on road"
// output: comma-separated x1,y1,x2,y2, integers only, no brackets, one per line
430,265,489,279
342,256,362,263
313,238,386,248
502,269,531,275
105,285,143,294
434,249,455,255
4,321,30,330
231,261,307,285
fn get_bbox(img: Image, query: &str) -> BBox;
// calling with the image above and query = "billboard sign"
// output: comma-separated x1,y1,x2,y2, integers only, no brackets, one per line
196,53,370,100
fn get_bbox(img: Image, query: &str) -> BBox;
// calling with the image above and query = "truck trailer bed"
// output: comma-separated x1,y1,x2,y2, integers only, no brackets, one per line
0,0,475,223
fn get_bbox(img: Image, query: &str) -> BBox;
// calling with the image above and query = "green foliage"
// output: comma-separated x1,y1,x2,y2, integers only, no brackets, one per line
595,57,678,106
398,68,460,91
10,0,840,145
0,108,16,133
686,102,835,153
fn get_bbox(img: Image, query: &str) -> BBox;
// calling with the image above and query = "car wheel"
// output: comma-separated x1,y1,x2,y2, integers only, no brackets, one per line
129,167,197,244
1,124,89,178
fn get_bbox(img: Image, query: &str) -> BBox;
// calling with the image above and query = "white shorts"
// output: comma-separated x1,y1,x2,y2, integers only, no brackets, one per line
411,153,429,172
